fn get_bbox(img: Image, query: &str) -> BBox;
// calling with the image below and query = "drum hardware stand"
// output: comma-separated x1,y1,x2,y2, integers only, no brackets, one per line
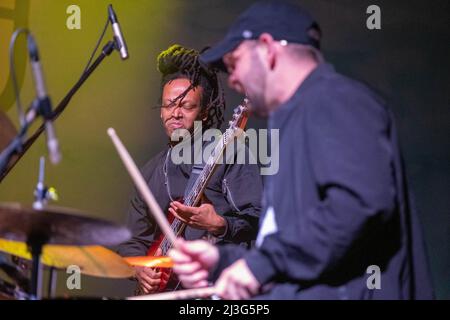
26,233,47,300
33,156,58,210
0,99,39,178
47,266,57,299
27,157,58,299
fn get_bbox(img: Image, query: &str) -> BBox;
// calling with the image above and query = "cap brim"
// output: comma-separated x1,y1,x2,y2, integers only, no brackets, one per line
200,37,243,72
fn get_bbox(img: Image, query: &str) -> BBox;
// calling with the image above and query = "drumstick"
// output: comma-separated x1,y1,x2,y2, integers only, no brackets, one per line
127,286,217,300
107,128,177,247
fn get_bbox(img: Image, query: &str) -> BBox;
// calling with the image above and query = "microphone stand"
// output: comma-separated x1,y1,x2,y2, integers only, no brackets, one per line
0,99,39,176
0,40,116,181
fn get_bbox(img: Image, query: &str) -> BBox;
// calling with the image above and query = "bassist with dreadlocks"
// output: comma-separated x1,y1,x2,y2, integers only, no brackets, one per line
117,45,262,295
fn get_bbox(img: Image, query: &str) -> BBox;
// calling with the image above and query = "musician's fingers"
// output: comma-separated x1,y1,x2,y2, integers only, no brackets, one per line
215,273,228,298
139,284,150,295
137,271,158,287
178,239,213,257
225,282,238,300
182,280,209,289
172,261,202,275
232,270,256,299
139,279,160,293
169,208,189,223
170,201,185,212
247,278,260,295
235,283,251,300
216,268,238,300
178,269,208,285
179,273,209,289
142,276,161,287
170,200,183,208
224,271,257,298
179,280,208,289
141,266,160,277
222,276,245,300
171,201,199,215
168,246,194,264
197,280,209,288
138,272,155,285
139,269,161,283
155,248,163,256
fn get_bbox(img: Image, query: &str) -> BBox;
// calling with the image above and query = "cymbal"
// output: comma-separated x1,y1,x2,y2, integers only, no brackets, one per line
0,239,135,278
123,256,173,268
0,203,131,246
0,111,17,152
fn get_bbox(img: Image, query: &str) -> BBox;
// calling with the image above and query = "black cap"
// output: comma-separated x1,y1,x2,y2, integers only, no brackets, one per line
200,1,320,71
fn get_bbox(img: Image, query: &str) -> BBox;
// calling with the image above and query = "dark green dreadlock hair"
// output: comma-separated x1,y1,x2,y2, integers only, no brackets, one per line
157,44,225,129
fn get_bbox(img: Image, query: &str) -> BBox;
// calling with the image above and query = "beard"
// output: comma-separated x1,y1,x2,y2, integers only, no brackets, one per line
246,91,267,118
244,54,269,118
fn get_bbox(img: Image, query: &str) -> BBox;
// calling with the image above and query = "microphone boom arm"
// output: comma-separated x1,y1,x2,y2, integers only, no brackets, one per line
0,41,115,181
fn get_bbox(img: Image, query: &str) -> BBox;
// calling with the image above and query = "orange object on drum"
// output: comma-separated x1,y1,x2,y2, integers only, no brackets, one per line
123,256,174,268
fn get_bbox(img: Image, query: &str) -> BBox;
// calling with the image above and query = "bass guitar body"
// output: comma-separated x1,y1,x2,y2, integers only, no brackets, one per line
146,202,180,292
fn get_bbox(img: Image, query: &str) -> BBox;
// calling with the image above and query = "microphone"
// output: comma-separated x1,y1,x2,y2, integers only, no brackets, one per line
108,4,129,60
27,34,61,165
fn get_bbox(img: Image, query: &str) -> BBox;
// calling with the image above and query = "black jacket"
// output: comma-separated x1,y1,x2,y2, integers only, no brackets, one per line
117,143,263,257
211,63,434,299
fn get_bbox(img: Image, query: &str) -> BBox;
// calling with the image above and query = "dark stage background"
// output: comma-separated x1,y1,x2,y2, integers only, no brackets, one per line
0,0,448,299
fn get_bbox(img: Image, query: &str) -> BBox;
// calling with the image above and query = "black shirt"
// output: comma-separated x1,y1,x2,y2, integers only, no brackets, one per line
117,141,263,257
211,63,434,299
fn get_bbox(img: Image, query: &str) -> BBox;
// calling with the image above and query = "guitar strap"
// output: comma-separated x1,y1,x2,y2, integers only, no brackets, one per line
183,147,207,241
183,163,204,200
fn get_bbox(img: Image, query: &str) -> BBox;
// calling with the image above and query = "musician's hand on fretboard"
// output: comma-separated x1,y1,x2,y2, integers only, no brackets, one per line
168,201,226,235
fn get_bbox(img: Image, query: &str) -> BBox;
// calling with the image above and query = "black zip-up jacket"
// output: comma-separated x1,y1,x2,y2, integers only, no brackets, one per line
210,63,434,299
117,143,262,257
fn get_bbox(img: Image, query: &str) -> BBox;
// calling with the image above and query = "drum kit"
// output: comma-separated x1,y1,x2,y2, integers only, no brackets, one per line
0,202,178,300
0,113,174,300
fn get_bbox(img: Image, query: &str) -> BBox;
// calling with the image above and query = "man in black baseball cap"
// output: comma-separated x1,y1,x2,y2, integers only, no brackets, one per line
170,1,434,300
201,1,323,117
201,2,320,70
201,1,321,71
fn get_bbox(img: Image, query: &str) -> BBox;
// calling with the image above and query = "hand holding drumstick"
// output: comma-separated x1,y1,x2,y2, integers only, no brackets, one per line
168,239,261,300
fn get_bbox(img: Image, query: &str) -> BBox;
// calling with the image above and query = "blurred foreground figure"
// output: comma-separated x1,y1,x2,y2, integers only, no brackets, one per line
169,1,434,300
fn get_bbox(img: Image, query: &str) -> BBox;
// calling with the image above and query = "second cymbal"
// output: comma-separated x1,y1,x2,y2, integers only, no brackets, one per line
0,203,131,246
0,239,135,278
